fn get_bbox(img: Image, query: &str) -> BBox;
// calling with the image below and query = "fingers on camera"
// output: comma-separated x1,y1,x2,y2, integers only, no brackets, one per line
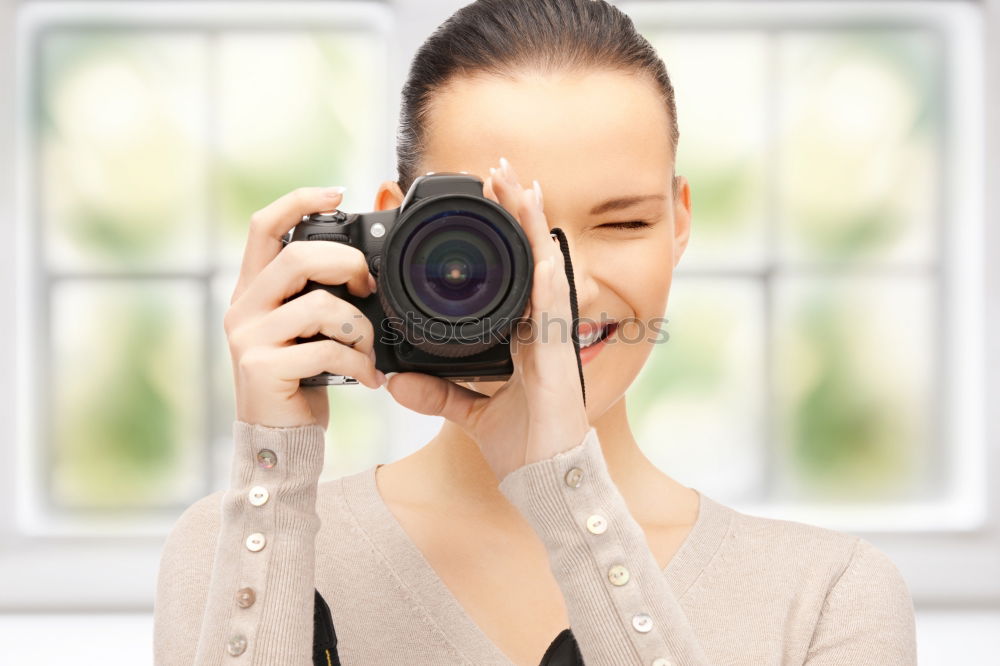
279,241,374,299
238,241,373,317
280,340,381,390
236,186,347,301
482,176,499,204
516,188,557,271
271,288,375,354
489,159,524,218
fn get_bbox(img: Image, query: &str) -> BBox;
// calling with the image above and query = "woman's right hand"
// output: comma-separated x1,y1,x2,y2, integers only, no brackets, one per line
223,186,387,429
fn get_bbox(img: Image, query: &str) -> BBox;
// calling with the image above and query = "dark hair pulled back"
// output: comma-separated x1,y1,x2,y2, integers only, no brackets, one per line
395,0,680,195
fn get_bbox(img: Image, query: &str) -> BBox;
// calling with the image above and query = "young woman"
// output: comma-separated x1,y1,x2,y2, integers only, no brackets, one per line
153,1,917,665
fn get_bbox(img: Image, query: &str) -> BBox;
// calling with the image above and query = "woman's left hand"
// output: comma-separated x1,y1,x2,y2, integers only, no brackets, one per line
382,157,590,483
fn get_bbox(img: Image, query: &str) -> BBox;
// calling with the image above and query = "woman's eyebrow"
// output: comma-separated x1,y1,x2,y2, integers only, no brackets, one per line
588,194,667,216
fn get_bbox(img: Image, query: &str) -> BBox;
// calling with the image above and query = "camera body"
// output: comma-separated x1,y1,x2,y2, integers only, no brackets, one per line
282,173,534,386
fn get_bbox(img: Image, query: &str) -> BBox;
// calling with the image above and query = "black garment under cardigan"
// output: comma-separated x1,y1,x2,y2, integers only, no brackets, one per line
312,228,588,666
312,589,586,666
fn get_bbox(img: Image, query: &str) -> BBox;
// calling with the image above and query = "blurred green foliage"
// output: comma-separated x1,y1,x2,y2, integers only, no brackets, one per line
38,24,940,509
627,28,939,501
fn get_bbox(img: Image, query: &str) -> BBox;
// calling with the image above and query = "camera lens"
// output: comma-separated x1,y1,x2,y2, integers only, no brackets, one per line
401,211,512,320
378,189,532,360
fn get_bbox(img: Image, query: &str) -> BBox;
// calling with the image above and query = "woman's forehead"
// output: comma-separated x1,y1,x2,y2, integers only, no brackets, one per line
422,69,674,183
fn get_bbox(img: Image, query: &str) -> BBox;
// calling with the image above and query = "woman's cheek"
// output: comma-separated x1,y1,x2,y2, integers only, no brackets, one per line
612,242,671,313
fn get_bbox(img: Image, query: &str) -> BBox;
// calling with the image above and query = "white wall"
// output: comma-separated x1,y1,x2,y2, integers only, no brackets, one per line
2,611,1000,665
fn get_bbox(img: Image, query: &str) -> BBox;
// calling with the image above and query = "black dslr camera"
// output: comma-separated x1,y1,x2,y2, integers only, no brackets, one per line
282,173,534,386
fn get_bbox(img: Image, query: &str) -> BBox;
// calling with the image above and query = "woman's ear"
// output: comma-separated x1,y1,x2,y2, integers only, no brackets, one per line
672,174,692,268
375,180,406,211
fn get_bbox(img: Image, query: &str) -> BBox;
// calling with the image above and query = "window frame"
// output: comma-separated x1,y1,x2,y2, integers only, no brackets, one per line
620,0,994,606
6,0,395,611
3,0,994,611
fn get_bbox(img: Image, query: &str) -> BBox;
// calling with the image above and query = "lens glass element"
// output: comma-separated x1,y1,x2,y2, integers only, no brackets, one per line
401,211,512,319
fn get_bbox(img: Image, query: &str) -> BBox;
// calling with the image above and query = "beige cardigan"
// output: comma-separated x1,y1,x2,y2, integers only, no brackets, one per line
153,421,918,665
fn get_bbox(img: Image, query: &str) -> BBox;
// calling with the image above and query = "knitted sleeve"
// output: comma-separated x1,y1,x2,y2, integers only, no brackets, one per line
497,427,712,666
153,420,326,666
802,536,918,665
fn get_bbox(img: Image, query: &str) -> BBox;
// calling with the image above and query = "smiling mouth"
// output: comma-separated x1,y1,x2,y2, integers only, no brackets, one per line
578,321,618,349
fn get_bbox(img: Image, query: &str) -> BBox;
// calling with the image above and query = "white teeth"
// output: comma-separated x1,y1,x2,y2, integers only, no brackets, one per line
579,323,611,348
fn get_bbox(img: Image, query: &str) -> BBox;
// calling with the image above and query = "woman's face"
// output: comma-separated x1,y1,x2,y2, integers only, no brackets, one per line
376,68,691,422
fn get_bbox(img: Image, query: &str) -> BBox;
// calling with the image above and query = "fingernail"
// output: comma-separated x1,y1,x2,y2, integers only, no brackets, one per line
368,273,377,293
368,347,376,362
532,179,544,212
375,370,387,386
325,185,347,197
499,156,512,180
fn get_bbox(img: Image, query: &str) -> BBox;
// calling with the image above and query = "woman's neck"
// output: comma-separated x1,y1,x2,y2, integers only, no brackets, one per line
387,395,692,529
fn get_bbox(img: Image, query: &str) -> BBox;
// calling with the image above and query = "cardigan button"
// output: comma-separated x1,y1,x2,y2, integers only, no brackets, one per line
245,533,266,552
248,486,269,506
586,514,607,534
226,634,247,656
236,587,256,609
632,613,653,633
608,564,630,586
256,449,277,469
564,467,583,488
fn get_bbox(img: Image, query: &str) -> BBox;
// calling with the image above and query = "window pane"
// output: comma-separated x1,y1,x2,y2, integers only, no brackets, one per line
216,30,388,269
209,29,390,479
39,29,210,272
50,281,206,510
320,388,393,483
776,29,943,265
771,275,937,502
35,24,388,516
645,31,769,271
210,273,238,449
628,278,766,501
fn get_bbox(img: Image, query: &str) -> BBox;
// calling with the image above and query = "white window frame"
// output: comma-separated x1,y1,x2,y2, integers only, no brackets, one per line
6,0,398,610
2,0,994,611
620,0,994,606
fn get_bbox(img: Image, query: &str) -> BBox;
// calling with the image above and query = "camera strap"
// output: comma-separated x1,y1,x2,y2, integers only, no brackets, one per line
549,227,586,407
